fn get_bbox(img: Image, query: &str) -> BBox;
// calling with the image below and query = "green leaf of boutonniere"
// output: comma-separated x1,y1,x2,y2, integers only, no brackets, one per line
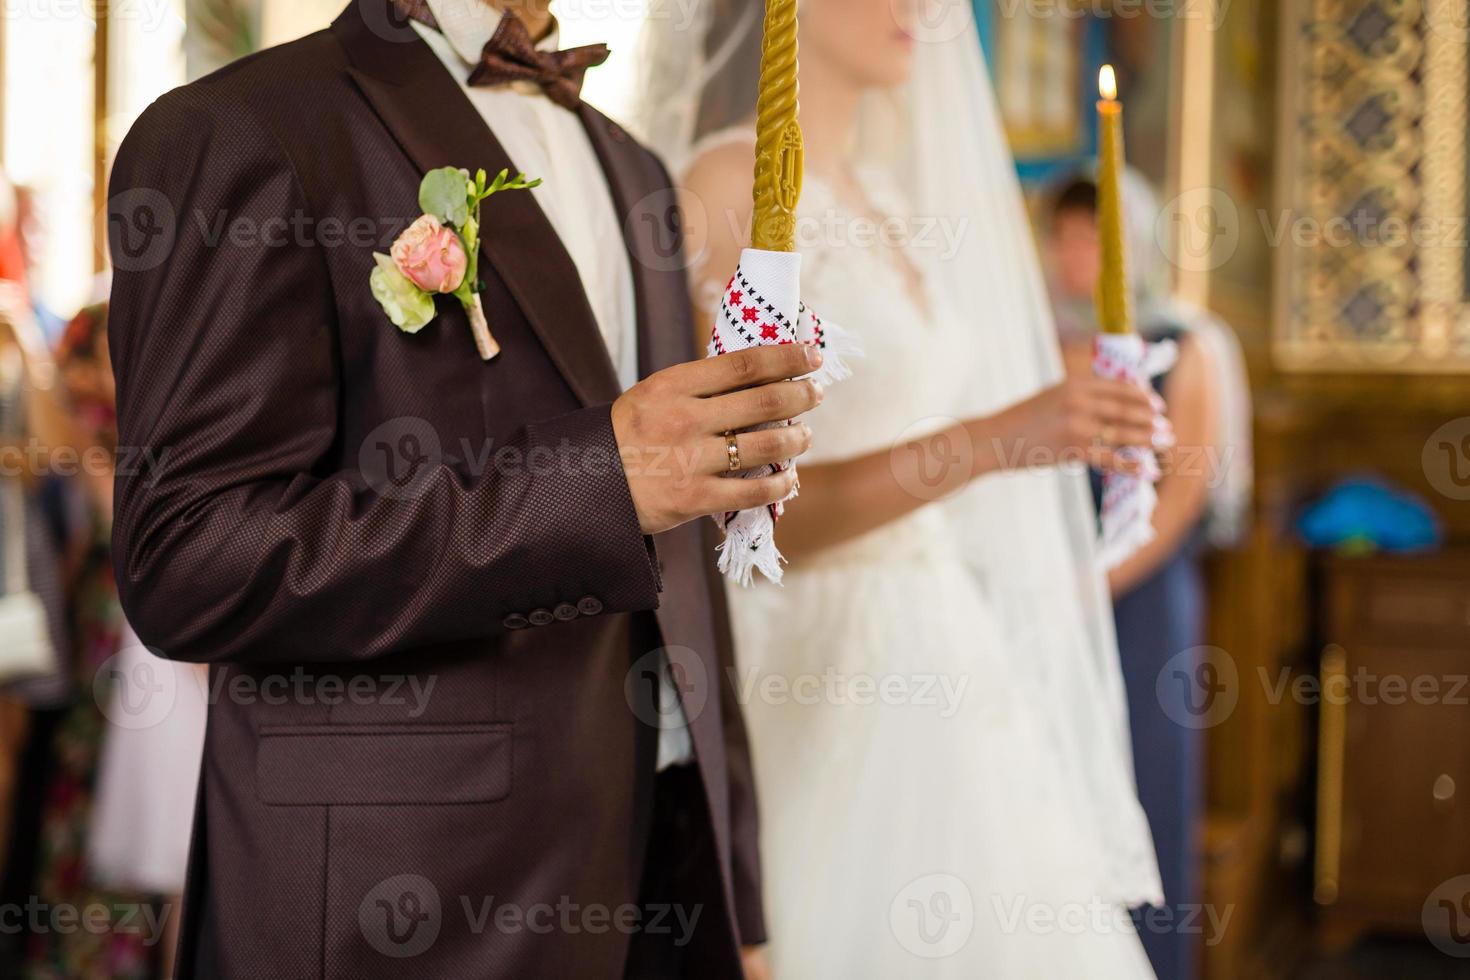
419,167,473,227
369,253,435,333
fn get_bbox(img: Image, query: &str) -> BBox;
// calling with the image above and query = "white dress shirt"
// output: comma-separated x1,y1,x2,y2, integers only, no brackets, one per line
414,0,693,769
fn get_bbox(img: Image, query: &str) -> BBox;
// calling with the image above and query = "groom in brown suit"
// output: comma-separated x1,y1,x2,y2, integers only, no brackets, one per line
107,1,819,976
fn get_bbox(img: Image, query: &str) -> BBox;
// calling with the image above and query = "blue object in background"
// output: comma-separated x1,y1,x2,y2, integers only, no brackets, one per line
972,0,1108,186
1296,476,1443,553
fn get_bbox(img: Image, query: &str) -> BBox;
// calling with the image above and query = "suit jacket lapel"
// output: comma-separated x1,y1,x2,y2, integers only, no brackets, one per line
577,104,698,378
578,111,732,819
332,0,622,406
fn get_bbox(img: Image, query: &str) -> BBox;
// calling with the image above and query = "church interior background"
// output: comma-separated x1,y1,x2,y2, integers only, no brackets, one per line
3,1,1470,977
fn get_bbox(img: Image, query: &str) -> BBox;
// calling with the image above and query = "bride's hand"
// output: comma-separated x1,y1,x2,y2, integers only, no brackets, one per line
975,376,1168,475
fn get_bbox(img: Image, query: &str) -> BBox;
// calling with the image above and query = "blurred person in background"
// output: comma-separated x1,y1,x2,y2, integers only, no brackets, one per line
19,302,203,980
1043,168,1254,980
13,188,67,345
0,171,79,969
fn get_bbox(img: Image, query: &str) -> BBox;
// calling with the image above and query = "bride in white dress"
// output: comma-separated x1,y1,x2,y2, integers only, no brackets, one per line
634,2,1166,976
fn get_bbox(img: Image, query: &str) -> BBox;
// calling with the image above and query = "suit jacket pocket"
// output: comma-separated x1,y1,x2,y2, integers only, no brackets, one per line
256,723,512,805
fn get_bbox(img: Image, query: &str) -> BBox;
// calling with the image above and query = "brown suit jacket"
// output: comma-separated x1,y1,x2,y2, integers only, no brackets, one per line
106,2,764,976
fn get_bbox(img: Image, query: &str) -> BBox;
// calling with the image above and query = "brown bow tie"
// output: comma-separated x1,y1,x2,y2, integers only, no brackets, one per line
395,2,610,110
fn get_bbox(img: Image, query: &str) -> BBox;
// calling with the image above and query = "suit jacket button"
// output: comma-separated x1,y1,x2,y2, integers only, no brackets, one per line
528,608,555,627
503,613,529,630
577,595,603,616
554,602,578,621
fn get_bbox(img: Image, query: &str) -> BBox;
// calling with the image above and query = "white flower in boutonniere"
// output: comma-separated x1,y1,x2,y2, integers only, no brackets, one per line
370,166,541,360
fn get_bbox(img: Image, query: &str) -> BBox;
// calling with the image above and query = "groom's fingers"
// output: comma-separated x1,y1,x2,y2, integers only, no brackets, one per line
679,344,822,397
698,423,813,475
705,379,823,432
705,468,800,514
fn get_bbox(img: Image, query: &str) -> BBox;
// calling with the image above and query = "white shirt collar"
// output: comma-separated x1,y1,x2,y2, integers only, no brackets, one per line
423,0,561,69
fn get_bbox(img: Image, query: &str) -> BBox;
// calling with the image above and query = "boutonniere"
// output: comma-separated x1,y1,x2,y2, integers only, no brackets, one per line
370,166,541,360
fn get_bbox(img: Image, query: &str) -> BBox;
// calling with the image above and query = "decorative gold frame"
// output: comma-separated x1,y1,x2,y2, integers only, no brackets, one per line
1274,0,1470,372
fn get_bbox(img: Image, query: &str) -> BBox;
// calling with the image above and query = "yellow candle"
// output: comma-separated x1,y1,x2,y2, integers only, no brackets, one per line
1095,64,1133,335
751,0,804,252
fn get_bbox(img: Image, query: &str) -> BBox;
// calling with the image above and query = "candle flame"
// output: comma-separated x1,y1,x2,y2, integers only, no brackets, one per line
1099,64,1117,101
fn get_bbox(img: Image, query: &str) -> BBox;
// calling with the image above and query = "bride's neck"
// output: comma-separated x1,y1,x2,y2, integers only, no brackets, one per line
797,52,864,176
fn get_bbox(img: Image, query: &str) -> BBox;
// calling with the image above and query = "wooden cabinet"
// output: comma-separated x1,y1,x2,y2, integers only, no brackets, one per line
1314,552,1470,941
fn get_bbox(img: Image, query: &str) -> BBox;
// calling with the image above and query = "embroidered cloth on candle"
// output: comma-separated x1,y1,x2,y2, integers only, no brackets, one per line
1093,332,1177,569
708,248,858,585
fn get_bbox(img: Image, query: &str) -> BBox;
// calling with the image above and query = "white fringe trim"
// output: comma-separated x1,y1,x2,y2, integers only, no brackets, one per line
716,518,786,586
802,310,862,389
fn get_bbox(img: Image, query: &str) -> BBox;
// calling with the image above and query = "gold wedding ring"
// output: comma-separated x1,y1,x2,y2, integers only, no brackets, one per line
1100,424,1118,447
724,431,741,472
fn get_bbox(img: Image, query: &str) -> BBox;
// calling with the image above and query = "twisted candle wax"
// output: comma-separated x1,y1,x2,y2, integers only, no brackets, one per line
751,0,804,252
1095,64,1133,335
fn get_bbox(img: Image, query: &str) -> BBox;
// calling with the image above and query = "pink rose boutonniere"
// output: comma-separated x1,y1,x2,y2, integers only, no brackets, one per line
370,166,541,360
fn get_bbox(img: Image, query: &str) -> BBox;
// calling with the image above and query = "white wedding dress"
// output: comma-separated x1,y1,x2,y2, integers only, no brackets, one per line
634,4,1161,974
711,156,1157,979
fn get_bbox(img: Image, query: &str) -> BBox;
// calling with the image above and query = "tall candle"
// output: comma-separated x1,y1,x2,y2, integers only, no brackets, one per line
751,0,804,252
1095,64,1132,335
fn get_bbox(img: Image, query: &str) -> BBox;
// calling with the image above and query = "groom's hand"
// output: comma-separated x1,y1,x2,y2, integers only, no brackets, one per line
741,945,773,980
612,345,823,535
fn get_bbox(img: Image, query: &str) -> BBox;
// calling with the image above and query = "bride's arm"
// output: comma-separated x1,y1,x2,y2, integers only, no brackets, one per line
680,148,1160,564
775,389,1155,563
